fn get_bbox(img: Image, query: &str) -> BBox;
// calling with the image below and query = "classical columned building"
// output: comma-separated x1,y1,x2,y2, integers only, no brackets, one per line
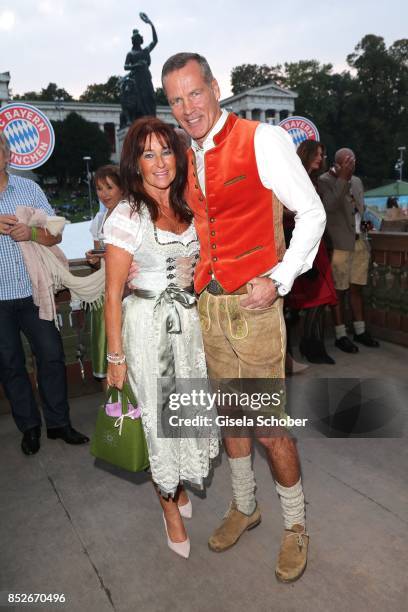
25,101,177,162
221,82,297,124
1,72,297,163
0,72,176,163
0,72,11,106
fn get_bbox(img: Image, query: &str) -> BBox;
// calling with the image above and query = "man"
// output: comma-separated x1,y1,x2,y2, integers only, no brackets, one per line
162,53,326,582
318,148,379,353
0,133,89,455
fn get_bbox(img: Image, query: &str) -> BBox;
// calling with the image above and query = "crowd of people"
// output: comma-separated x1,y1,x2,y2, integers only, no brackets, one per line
0,51,381,581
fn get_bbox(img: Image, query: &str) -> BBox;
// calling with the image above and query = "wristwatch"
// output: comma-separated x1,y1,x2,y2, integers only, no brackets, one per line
271,278,284,296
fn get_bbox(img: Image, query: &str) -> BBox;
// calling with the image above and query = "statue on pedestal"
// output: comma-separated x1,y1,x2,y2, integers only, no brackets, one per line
120,12,158,128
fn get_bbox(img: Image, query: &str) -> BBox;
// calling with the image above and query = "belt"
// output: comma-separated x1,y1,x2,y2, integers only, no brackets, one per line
205,279,248,296
130,286,196,416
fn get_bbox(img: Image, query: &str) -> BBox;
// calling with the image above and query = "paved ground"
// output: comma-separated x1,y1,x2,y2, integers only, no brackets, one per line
1,340,407,612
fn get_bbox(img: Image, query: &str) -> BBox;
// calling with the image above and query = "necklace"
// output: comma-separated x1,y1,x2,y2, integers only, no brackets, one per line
157,206,187,235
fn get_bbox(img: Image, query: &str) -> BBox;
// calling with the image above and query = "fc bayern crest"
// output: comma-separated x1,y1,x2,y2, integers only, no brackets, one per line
278,116,320,147
0,103,55,170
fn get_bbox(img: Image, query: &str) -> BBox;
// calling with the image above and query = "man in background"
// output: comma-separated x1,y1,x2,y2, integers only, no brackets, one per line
0,132,89,455
319,148,379,353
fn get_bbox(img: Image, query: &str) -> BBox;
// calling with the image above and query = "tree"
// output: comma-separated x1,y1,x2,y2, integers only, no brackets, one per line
230,36,408,183
231,60,345,157
389,38,408,65
13,82,73,101
12,90,41,100
155,87,169,106
231,64,282,95
283,61,335,123
79,76,122,103
36,112,111,185
346,35,408,179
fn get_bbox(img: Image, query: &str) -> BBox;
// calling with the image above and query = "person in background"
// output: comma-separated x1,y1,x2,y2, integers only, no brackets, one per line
386,196,399,209
318,148,379,353
86,165,123,387
0,132,89,455
104,117,218,560
384,196,405,220
286,140,337,364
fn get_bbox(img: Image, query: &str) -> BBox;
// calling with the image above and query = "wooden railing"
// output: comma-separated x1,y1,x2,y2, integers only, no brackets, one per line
364,232,408,346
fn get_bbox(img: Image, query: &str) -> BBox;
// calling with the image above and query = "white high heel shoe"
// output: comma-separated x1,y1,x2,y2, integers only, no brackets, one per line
178,497,192,519
162,513,190,559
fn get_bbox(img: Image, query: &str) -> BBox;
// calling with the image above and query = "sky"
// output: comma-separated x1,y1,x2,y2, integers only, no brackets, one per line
1,0,407,100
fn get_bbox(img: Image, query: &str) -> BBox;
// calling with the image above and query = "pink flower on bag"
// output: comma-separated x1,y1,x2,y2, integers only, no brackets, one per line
105,402,141,419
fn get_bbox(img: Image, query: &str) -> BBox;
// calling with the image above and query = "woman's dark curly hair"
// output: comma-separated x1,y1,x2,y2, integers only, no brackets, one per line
120,117,192,223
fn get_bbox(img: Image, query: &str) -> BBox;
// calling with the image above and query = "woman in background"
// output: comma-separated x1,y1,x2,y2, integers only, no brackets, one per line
86,165,123,385
286,140,337,364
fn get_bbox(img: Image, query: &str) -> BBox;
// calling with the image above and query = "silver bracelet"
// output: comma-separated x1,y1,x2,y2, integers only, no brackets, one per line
107,352,126,365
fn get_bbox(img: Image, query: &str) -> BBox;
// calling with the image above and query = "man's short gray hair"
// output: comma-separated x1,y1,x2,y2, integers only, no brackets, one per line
0,132,11,160
335,147,355,163
161,52,214,87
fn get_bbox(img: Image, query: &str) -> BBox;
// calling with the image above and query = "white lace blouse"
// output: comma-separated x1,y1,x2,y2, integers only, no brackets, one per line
103,200,199,291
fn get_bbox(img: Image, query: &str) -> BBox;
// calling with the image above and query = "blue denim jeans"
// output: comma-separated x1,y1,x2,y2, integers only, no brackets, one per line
0,297,70,432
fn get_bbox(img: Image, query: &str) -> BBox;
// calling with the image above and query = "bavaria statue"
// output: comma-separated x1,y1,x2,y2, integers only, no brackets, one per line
120,12,158,128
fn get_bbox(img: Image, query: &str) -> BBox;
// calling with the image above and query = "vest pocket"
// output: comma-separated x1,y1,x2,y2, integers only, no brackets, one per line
235,245,263,259
224,175,246,186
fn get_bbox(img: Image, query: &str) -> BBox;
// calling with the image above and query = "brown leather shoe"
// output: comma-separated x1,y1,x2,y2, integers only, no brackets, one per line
275,524,309,583
208,502,261,552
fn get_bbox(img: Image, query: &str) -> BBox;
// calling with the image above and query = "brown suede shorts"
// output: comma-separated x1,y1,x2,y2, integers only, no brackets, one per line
197,291,287,424
331,236,370,290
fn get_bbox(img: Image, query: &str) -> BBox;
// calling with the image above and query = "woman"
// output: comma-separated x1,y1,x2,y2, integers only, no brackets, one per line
286,140,337,364
385,196,405,220
86,165,123,386
104,117,218,559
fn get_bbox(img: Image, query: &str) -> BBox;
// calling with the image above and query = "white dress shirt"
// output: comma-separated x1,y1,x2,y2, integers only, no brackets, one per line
191,110,326,295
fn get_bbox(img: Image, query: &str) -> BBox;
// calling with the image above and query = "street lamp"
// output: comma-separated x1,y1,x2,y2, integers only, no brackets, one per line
54,96,64,121
83,156,93,219
396,146,406,182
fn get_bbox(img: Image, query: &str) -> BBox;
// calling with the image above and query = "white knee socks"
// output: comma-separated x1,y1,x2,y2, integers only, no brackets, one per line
335,324,347,339
353,320,365,335
275,478,306,529
228,457,306,527
228,455,257,516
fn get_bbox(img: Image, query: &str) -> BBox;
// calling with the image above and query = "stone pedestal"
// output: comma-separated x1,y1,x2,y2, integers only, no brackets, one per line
117,126,129,159
116,107,176,159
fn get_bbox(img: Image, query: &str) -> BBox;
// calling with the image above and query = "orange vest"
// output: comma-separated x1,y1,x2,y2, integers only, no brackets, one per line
186,113,284,293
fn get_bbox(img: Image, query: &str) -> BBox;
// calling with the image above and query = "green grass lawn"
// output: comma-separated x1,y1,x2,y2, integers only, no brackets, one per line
47,189,97,223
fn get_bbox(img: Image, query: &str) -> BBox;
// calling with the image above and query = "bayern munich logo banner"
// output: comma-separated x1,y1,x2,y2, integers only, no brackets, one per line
278,116,320,147
0,102,55,170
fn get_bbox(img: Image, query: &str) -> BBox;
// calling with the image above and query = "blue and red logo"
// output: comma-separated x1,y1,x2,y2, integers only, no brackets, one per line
278,116,320,147
0,103,55,170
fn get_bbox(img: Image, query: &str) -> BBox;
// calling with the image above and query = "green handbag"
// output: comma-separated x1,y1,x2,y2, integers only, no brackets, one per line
90,382,150,472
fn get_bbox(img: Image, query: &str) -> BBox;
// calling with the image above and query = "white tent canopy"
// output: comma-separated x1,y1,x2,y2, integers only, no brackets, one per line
59,220,94,260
